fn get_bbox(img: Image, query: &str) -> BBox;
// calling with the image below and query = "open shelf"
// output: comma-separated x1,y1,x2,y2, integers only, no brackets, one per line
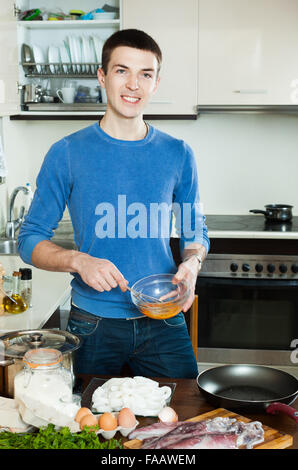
17,19,120,29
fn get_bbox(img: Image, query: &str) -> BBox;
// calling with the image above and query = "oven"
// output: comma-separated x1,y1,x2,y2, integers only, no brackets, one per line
196,253,298,377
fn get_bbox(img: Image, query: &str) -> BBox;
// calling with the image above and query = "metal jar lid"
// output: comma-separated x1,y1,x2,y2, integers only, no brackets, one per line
0,329,81,359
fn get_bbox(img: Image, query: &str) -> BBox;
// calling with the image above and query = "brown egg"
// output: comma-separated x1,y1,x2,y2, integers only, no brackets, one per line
75,407,92,423
80,413,98,431
98,412,118,431
118,408,136,428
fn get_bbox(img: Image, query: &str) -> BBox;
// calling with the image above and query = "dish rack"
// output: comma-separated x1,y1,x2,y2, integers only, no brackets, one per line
22,62,100,78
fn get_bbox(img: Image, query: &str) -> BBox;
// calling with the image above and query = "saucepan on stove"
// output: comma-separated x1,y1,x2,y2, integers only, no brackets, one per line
196,365,298,422
249,204,293,222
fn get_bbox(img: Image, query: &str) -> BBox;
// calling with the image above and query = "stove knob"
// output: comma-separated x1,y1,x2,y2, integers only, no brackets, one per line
267,263,275,273
242,263,250,272
230,263,238,272
255,263,263,273
279,264,288,274
291,264,298,274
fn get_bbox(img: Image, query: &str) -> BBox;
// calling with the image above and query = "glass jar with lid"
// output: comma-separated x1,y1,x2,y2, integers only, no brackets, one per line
14,348,73,419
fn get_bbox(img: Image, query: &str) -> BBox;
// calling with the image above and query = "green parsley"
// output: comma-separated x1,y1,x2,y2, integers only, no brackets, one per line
0,424,123,449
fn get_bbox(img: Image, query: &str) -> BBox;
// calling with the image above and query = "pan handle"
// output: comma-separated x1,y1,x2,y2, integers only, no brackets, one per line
266,402,298,423
249,209,267,215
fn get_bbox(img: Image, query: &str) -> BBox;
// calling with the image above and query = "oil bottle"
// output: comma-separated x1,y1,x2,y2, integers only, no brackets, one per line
2,271,28,314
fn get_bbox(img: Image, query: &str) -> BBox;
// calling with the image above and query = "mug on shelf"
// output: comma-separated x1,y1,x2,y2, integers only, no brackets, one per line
56,87,76,104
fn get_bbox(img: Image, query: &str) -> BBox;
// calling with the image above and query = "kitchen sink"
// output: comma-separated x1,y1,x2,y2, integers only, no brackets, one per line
0,238,77,255
0,239,18,255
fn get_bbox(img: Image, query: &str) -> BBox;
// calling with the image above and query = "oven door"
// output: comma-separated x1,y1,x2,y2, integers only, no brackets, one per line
196,276,298,366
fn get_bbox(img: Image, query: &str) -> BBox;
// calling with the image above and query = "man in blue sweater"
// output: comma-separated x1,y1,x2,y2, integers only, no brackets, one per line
18,29,209,378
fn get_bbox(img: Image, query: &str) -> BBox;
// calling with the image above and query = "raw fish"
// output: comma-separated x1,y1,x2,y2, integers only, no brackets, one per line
128,421,179,440
166,433,238,449
129,416,265,450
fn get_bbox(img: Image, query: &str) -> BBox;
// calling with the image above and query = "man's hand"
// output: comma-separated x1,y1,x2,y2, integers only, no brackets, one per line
74,253,129,293
172,256,201,312
31,240,128,293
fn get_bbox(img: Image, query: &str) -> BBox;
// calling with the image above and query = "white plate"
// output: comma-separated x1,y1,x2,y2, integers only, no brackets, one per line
70,36,80,73
89,36,97,73
59,44,70,73
92,35,104,64
67,35,76,72
32,44,45,73
73,36,82,72
82,35,90,72
48,45,60,74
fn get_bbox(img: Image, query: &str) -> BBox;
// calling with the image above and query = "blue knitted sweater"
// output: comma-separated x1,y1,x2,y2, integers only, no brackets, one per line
18,123,209,318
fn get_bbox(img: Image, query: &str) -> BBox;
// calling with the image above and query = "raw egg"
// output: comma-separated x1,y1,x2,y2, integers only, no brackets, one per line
80,413,98,431
117,407,136,428
98,412,118,431
75,407,92,423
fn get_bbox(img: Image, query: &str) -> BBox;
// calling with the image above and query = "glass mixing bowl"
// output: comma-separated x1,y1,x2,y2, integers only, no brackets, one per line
130,273,190,319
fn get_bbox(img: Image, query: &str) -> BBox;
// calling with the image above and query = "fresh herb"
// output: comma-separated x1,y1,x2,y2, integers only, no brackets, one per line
0,424,123,449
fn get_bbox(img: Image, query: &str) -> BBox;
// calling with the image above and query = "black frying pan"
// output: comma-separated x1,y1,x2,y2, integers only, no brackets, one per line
196,365,298,422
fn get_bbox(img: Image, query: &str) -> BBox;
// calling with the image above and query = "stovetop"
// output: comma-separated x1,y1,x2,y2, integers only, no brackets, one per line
206,215,298,233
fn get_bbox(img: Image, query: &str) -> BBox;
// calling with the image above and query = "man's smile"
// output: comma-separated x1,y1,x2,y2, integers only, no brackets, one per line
121,95,141,104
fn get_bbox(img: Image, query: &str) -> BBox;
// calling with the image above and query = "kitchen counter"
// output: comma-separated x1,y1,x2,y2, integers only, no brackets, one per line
0,255,71,332
206,215,298,239
77,375,298,450
53,215,298,242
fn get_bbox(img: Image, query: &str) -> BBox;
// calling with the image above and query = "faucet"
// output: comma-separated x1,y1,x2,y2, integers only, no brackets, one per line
5,186,30,239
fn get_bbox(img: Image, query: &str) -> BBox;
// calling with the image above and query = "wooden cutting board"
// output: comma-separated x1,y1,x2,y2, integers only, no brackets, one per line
124,408,293,449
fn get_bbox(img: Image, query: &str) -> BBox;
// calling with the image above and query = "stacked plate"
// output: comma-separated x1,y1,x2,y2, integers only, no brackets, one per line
32,35,104,75
64,34,104,73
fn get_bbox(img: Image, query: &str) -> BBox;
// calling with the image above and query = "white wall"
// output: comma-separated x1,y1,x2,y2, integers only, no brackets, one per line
0,112,298,234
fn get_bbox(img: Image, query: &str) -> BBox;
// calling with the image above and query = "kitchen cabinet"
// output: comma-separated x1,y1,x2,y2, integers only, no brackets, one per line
0,1,19,115
0,0,198,119
198,0,298,106
0,0,121,118
115,0,199,117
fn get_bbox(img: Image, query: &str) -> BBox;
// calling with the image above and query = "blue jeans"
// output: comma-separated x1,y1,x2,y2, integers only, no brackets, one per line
67,304,198,379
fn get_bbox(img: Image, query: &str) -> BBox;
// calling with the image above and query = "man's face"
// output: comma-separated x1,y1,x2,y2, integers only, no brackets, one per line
97,46,160,119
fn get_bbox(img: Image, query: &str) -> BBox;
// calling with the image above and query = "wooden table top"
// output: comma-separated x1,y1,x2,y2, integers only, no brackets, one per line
77,374,298,450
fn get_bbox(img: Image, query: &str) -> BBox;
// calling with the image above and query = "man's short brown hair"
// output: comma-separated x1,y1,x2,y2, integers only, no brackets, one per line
101,29,162,75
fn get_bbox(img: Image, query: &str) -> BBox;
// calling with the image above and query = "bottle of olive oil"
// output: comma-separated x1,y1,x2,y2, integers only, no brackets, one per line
3,271,28,314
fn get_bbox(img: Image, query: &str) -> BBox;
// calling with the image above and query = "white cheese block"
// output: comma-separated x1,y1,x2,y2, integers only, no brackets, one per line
16,397,81,432
0,396,31,430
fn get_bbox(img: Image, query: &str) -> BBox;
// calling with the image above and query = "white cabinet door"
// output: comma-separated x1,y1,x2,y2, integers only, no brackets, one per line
122,0,198,116
198,0,298,106
0,0,20,116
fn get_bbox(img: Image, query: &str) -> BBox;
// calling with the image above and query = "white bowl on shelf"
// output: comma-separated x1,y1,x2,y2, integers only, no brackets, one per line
93,12,117,19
